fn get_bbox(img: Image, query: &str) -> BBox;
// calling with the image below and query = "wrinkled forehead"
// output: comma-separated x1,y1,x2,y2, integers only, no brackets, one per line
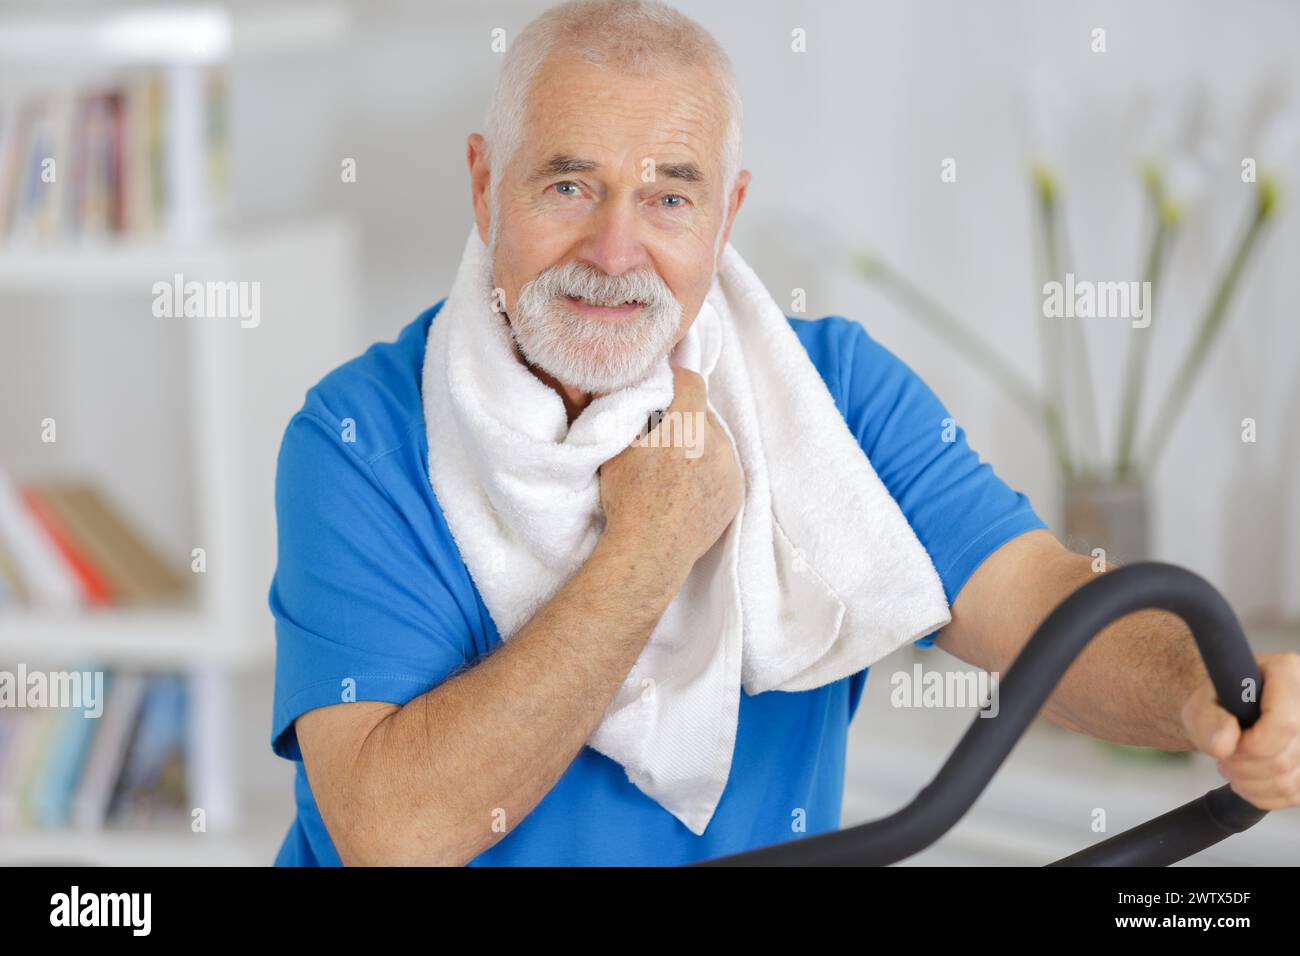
514,54,728,189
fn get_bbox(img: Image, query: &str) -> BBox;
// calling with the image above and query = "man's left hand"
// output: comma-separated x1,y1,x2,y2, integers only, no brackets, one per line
1182,652,1300,810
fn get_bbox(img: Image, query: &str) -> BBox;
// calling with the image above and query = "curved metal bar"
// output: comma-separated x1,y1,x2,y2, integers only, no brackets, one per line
698,562,1266,866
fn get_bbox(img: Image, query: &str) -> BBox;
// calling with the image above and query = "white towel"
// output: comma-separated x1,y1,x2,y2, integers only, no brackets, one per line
422,226,951,835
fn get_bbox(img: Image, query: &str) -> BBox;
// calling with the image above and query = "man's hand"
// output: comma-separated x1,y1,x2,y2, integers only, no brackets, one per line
1181,652,1300,810
598,365,743,572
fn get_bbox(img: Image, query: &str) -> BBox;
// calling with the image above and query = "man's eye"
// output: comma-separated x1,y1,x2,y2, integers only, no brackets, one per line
660,194,689,208
553,181,581,196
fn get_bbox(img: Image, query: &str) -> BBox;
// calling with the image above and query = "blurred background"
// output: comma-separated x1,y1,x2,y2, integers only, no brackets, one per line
0,0,1297,865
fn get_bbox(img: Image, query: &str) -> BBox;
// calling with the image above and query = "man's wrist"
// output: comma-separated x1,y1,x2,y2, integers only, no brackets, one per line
592,523,693,610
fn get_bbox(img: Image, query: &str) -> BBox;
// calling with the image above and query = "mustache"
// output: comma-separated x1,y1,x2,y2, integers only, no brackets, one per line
524,260,675,310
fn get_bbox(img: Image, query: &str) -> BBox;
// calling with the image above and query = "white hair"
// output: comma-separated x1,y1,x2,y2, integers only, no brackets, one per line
482,0,743,238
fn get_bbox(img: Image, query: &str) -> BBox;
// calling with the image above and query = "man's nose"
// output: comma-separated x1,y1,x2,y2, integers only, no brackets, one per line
579,198,649,278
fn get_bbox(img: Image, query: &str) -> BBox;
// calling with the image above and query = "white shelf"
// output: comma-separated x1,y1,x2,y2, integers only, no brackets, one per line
0,2,350,66
0,826,279,866
0,239,225,290
0,218,346,292
0,609,268,667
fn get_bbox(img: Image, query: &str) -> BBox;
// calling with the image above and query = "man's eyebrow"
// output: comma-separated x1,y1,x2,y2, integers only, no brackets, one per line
525,154,706,185
656,161,705,184
527,154,602,182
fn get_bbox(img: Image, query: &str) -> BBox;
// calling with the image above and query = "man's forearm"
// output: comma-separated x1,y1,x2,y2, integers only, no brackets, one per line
1042,600,1205,750
339,530,689,865
938,533,1207,752
1033,556,1205,750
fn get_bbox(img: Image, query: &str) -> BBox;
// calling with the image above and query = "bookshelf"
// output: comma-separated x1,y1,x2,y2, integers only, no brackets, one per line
0,3,358,865
0,827,276,867
0,609,266,668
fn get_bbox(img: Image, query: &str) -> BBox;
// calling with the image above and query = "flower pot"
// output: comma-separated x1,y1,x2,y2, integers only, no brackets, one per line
1061,480,1150,565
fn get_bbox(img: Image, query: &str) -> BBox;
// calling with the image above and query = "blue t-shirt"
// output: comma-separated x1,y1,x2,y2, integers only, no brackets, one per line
269,301,1044,866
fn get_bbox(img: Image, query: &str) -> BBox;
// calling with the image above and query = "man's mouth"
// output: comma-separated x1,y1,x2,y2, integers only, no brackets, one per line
562,294,644,321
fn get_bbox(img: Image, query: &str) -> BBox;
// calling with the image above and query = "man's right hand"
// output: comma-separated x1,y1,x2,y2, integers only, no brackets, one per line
598,365,744,574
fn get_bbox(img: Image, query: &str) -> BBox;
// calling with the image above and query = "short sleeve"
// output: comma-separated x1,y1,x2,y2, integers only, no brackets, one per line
269,411,473,760
836,320,1046,647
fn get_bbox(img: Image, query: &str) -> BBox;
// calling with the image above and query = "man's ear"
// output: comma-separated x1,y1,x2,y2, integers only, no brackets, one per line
468,133,492,246
716,169,751,264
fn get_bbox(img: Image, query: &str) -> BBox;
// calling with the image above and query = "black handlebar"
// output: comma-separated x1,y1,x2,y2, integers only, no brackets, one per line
698,562,1267,866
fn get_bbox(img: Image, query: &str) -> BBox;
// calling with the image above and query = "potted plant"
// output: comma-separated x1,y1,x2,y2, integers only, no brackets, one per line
853,103,1283,565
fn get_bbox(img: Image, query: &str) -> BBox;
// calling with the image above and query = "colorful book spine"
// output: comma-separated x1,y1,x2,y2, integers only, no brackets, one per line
19,487,116,607
34,665,108,829
0,468,80,609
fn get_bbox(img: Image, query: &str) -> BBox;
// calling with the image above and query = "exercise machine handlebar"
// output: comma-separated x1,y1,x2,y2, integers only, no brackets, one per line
699,562,1266,866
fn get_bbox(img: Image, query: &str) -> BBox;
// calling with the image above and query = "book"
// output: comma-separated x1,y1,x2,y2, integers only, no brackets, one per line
0,709,25,821
122,73,165,235
37,483,188,607
69,91,125,240
0,547,18,605
109,674,188,828
4,100,49,244
0,105,22,236
71,672,148,831
0,530,27,604
14,706,63,828
0,468,80,609
0,709,59,829
34,664,107,829
19,487,116,607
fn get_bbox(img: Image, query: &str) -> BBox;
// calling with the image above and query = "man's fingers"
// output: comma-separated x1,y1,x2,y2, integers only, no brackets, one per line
1217,733,1300,782
1234,709,1300,762
1217,759,1300,810
1237,653,1300,760
1182,684,1240,760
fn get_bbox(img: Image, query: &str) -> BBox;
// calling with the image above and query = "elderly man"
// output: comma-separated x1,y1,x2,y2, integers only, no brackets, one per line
268,0,1300,866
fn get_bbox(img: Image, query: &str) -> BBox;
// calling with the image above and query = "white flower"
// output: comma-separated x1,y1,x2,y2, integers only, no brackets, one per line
1244,74,1300,214
1133,83,1220,225
1020,74,1084,202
